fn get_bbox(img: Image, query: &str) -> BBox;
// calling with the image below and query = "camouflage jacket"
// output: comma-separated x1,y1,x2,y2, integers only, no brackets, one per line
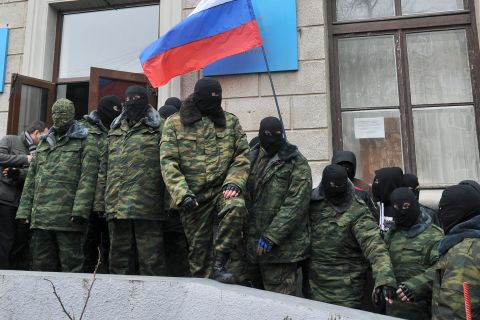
160,110,250,207
308,188,396,307
16,121,98,232
385,213,443,319
99,106,166,221
80,110,108,212
246,142,312,264
431,216,480,320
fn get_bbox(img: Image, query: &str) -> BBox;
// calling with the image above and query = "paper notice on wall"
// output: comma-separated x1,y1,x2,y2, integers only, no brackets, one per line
354,117,385,139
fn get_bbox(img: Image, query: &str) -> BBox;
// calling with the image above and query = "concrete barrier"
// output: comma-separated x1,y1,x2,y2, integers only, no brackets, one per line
0,271,401,320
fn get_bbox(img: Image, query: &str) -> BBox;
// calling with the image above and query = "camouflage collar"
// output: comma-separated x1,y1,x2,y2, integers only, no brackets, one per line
311,181,355,213
249,142,298,164
84,110,108,132
110,105,160,130
40,121,88,141
179,95,226,127
391,211,431,238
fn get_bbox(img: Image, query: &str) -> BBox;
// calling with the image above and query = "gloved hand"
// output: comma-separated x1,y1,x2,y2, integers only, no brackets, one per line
3,167,20,179
70,216,87,224
180,196,199,211
397,283,415,302
372,285,396,305
222,183,241,199
17,218,29,225
256,236,274,256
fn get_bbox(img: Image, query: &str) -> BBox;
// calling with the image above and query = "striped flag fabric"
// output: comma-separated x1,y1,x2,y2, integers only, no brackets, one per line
140,0,263,87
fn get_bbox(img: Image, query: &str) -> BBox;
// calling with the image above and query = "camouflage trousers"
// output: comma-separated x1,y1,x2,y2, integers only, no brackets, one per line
108,219,166,276
30,229,84,272
180,194,246,278
164,210,190,277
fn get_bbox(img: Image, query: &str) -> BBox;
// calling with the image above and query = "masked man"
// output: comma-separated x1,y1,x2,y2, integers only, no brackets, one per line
307,164,396,309
16,99,98,272
245,117,311,294
161,78,250,283
403,173,440,226
100,85,166,276
398,183,480,319
82,95,121,273
385,187,443,319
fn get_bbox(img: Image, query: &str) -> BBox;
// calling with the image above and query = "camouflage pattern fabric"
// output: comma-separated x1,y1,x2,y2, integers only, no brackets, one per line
431,238,480,320
99,106,166,221
385,221,443,319
164,210,190,277
160,112,250,278
108,219,166,276
258,262,298,295
30,229,84,272
308,196,396,309
16,121,98,232
179,191,247,278
160,112,250,207
246,143,312,265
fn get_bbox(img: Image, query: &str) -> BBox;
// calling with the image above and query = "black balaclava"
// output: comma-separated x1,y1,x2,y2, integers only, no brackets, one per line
331,151,357,181
124,85,149,124
193,78,223,115
372,167,404,204
321,164,349,205
158,104,178,119
438,184,480,234
97,95,121,128
165,97,182,111
403,173,420,200
390,187,421,230
258,117,285,156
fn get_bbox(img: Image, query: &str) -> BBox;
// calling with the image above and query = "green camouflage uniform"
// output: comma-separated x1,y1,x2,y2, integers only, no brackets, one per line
385,214,443,319
245,143,311,295
80,111,110,273
16,110,98,272
98,106,167,276
160,111,250,278
307,191,396,309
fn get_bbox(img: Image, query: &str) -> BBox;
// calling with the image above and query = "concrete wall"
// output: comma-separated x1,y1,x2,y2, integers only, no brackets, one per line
0,270,400,320
0,0,28,135
181,0,330,186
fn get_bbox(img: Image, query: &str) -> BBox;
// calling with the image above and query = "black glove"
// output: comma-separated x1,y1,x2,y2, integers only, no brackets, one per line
17,218,29,225
180,196,199,211
398,283,415,302
373,285,396,305
256,236,274,256
70,216,88,224
5,168,20,179
222,183,241,195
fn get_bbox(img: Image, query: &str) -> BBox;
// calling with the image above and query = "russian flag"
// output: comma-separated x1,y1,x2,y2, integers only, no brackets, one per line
140,0,263,87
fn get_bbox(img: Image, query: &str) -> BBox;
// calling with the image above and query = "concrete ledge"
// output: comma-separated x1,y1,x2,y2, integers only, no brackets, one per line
0,271,399,320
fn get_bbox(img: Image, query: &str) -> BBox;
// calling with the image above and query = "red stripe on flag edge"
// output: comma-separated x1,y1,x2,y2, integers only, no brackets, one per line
142,20,262,87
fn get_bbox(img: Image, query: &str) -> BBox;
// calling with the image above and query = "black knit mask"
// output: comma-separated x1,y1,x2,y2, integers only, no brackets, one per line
390,187,421,230
439,184,480,234
372,167,404,203
97,95,121,127
322,164,349,205
194,78,222,115
124,85,149,124
259,117,284,156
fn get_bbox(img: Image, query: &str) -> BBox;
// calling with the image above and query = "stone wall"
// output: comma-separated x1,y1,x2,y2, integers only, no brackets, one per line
181,0,330,186
0,0,28,134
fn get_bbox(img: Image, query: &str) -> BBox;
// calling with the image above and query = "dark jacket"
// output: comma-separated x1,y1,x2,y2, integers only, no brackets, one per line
246,142,312,264
0,133,32,207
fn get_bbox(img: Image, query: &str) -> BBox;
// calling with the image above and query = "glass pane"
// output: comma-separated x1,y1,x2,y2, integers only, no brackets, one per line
98,78,144,101
59,5,159,78
407,30,472,105
342,109,404,184
336,0,395,21
339,36,399,109
413,106,480,185
402,0,464,16
18,85,48,134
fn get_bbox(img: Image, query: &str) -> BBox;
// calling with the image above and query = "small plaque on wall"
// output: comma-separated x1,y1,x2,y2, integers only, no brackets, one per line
203,0,298,76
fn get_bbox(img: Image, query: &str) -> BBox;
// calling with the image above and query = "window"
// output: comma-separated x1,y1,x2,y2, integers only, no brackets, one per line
328,0,480,186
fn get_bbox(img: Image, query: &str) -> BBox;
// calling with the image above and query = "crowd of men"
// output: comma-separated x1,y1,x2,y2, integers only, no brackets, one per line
0,77,479,319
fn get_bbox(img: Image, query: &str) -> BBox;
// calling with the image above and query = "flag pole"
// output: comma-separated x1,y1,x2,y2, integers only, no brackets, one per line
260,45,286,138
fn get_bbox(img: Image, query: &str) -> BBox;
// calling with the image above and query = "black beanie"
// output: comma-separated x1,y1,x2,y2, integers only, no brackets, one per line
165,97,182,111
159,104,178,119
97,95,121,127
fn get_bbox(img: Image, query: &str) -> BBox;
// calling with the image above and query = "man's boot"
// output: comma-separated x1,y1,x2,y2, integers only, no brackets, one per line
211,252,235,284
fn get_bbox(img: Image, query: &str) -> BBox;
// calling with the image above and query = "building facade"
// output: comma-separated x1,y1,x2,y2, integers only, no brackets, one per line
1,0,480,198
